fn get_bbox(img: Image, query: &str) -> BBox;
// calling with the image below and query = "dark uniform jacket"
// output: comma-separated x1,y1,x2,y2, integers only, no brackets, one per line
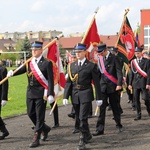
129,58,150,89
14,56,54,99
100,53,123,94
0,65,8,102
64,59,102,104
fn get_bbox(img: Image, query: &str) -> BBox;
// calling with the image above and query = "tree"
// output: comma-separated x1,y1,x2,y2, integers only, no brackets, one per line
20,36,31,59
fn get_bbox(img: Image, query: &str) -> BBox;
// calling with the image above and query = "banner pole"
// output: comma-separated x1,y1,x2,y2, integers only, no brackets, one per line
0,34,63,85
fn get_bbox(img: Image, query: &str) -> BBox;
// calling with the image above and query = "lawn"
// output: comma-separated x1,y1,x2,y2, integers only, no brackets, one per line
1,67,63,118
2,72,27,118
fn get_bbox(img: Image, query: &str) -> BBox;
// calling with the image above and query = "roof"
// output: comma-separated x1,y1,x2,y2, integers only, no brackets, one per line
0,39,16,52
100,35,118,47
56,35,118,49
58,37,82,49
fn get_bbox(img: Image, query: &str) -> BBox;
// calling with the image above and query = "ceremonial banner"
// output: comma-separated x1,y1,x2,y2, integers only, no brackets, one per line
82,18,100,52
81,8,100,62
116,10,137,64
43,41,66,99
135,27,140,47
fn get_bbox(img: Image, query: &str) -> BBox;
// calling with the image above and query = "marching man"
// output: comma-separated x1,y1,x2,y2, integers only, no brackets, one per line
63,43,102,150
128,47,150,120
7,41,54,147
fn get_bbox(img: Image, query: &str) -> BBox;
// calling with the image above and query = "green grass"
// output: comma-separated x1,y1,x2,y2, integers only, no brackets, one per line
1,67,63,118
2,72,27,118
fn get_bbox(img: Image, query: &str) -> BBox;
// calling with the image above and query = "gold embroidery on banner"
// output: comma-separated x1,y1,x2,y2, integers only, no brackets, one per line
50,60,59,85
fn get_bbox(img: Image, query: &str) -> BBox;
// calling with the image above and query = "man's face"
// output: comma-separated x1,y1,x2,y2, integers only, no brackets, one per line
75,51,86,60
32,48,43,58
99,49,107,57
135,52,142,59
71,57,77,63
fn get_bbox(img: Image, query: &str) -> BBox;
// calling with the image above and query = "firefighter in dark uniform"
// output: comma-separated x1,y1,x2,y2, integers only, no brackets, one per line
7,41,54,147
93,43,123,136
110,47,124,114
67,51,93,121
128,47,150,120
67,50,77,119
0,61,9,140
63,43,102,150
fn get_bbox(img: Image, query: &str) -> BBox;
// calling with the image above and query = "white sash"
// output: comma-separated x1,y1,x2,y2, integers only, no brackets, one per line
131,59,147,78
30,58,48,99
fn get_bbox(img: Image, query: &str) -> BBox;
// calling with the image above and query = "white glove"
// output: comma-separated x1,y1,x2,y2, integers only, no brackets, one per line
7,70,13,77
47,95,54,104
96,100,103,107
63,99,68,106
65,74,68,80
1,100,7,107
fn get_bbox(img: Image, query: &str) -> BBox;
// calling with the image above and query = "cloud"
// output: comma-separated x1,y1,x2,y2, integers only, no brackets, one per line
30,0,46,12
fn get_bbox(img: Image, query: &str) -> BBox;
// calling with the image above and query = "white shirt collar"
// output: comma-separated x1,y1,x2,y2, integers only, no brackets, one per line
78,57,86,66
34,55,42,63
105,51,110,59
137,57,142,61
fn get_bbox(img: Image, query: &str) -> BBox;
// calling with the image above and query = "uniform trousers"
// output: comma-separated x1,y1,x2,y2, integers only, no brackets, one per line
96,91,122,132
27,98,47,133
0,105,5,127
133,88,150,116
73,102,91,133
50,102,59,125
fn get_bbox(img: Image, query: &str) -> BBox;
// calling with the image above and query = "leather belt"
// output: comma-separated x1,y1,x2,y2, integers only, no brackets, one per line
73,84,90,90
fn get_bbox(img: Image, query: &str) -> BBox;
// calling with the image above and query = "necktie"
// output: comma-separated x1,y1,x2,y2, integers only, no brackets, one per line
35,59,37,63
104,56,107,61
78,61,82,69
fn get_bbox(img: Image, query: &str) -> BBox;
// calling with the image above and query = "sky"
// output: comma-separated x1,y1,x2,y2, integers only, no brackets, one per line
0,0,150,37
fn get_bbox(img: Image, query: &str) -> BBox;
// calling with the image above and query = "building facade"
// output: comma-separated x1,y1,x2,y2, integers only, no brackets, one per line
141,9,150,49
0,30,62,42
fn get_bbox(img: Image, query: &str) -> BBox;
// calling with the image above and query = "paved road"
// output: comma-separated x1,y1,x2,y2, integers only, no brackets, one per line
1,93,150,150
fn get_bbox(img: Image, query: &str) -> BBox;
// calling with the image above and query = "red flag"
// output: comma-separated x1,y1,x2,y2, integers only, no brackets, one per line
117,16,137,64
43,41,66,99
82,18,100,62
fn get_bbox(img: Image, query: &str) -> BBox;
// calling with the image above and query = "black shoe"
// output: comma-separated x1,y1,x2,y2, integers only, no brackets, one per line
29,139,40,148
120,109,123,114
127,100,130,103
117,127,123,133
132,107,136,111
77,143,86,150
92,131,104,136
0,131,9,140
68,113,75,119
107,106,112,111
134,116,141,121
29,132,40,148
84,133,92,143
52,124,59,128
72,129,80,134
77,134,86,150
41,126,51,141
31,126,35,130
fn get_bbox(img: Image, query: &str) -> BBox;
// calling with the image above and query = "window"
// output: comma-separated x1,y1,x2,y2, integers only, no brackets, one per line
144,29,148,36
144,38,148,44
144,25,150,48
